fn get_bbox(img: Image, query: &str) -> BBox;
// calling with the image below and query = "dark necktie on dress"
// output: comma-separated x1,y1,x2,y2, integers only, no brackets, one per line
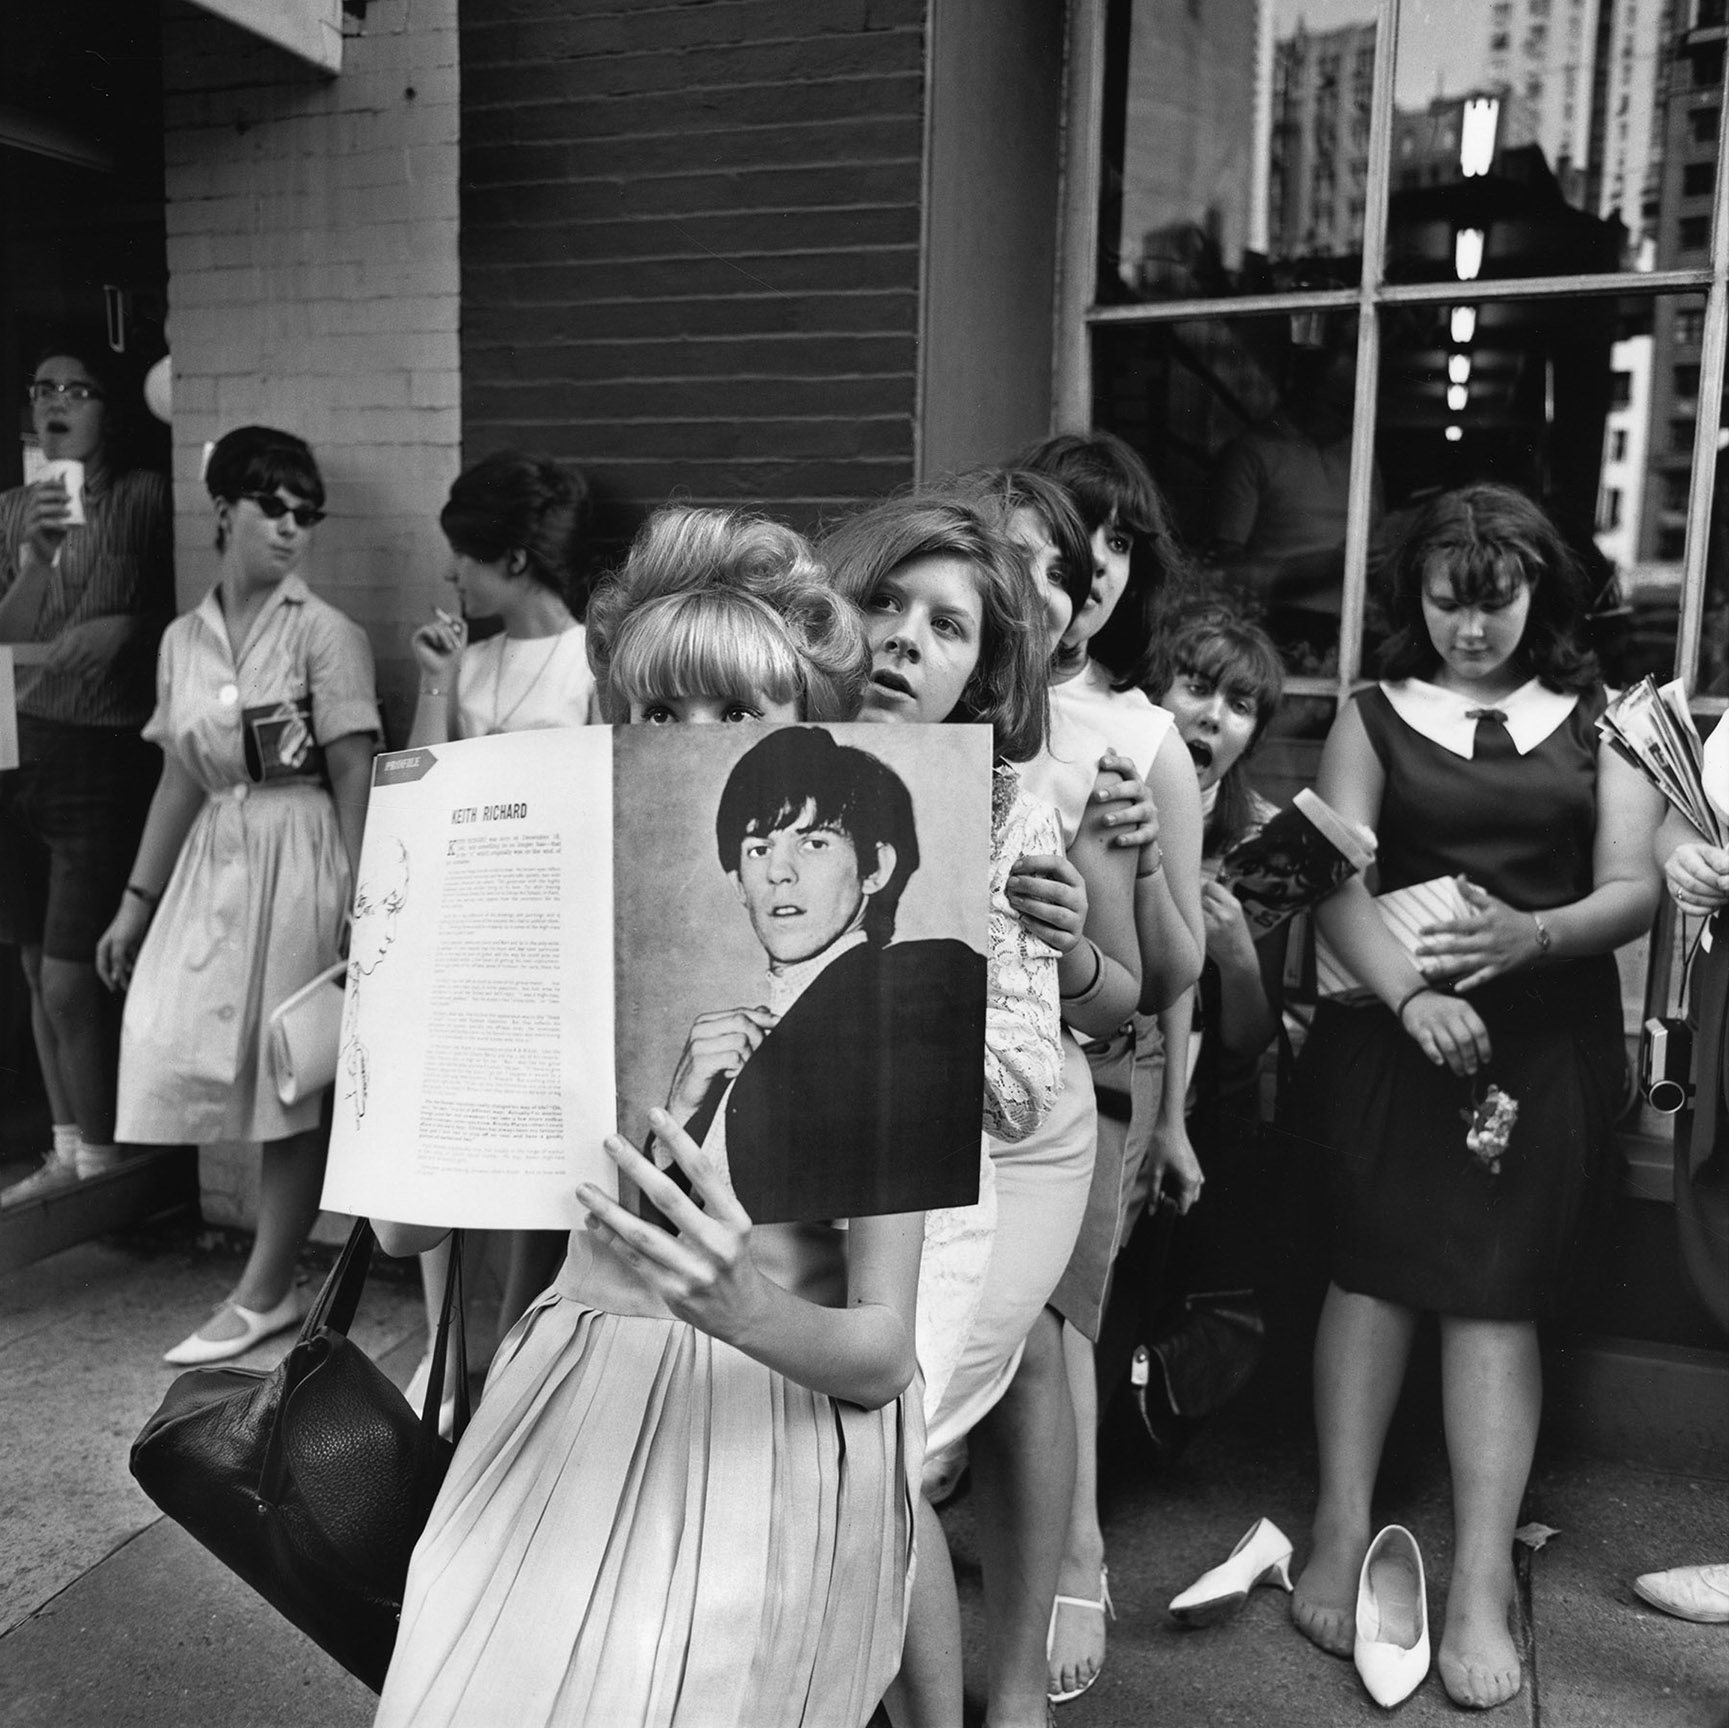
1467,707,1518,763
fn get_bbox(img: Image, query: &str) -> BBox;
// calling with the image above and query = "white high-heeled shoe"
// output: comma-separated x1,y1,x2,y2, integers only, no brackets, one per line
1169,1517,1295,1625
1353,1525,1430,1708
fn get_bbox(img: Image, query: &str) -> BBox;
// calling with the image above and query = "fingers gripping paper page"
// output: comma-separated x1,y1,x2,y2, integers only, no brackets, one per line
321,729,617,1230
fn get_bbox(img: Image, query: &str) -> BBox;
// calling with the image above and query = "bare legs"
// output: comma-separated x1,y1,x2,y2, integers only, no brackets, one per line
970,1308,1077,1728
882,1495,964,1728
37,954,119,1144
1296,1283,1536,1708
1436,1317,1536,1708
1294,1284,1419,1656
1048,1318,1108,1700
20,945,76,1126
230,1125,328,1311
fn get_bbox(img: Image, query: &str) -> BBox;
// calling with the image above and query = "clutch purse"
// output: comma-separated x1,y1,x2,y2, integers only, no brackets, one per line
267,962,347,1105
129,1220,469,1692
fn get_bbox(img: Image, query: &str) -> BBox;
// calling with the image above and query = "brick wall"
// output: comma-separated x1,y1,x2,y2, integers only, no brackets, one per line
161,0,462,737
459,0,928,567
160,0,462,1233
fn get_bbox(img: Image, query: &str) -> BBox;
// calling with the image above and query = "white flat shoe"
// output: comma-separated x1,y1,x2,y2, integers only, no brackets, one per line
163,1291,301,1366
1634,1563,1729,1623
1354,1525,1430,1707
1170,1516,1295,1625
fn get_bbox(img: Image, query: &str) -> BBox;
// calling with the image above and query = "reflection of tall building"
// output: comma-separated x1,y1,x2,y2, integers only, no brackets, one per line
1115,0,1268,293
1597,0,1669,251
1483,0,1604,194
1598,334,1653,566
1269,19,1377,264
1637,0,1720,562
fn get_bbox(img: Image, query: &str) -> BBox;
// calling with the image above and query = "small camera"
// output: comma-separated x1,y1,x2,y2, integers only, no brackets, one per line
1640,1015,1694,1115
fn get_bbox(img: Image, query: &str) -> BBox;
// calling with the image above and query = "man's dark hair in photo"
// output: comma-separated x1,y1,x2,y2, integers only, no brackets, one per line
714,726,919,947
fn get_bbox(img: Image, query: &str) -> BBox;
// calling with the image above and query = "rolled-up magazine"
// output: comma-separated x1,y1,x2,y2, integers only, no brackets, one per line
1216,786,1377,936
1598,677,1725,846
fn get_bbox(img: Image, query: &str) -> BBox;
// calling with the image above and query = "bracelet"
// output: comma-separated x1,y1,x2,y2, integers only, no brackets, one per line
125,882,161,909
1136,840,1165,880
1059,937,1105,1004
1531,911,1552,959
1393,984,1433,1024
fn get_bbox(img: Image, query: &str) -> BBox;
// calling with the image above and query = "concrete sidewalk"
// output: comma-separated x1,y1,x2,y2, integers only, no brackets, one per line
2,1212,1726,1727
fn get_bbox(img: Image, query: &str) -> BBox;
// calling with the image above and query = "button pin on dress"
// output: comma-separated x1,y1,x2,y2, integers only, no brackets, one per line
218,682,239,706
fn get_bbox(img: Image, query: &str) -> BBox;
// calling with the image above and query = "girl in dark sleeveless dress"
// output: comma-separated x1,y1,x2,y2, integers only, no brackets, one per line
1290,485,1663,1708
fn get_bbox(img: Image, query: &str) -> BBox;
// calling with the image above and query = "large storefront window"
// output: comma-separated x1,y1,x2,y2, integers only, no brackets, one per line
1060,0,1729,1013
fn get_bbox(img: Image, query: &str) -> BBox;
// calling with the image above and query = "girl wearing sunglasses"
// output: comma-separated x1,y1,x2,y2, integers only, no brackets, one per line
96,425,381,1366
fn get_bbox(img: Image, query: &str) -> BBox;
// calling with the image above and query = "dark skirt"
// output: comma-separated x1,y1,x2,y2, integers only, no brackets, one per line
1297,957,1623,1320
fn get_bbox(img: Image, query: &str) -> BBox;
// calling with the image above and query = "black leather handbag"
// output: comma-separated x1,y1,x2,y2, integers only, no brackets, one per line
129,1220,468,1691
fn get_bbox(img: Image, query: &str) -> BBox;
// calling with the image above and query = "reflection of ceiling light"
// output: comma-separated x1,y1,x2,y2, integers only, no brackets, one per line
1445,426,1464,442
1455,228,1486,281
1460,98,1499,177
1448,354,1471,384
1451,306,1477,343
1448,384,1468,410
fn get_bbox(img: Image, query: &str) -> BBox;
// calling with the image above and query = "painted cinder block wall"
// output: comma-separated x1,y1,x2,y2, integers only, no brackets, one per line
457,0,929,564
159,0,462,1230
160,0,463,738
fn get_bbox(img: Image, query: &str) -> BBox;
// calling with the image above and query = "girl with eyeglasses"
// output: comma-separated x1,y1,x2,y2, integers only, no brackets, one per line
0,338,173,1209
95,425,381,1366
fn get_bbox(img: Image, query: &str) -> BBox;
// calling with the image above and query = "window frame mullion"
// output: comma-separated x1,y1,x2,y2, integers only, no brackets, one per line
1336,0,1400,700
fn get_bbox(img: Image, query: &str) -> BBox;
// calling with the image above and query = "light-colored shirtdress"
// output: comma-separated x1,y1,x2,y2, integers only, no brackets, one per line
117,572,379,1145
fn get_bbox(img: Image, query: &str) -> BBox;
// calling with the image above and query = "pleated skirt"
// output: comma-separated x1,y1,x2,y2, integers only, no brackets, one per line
376,1291,920,1728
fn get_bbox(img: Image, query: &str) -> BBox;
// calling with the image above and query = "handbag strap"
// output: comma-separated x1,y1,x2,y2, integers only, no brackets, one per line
418,1231,471,1443
257,1221,472,1506
305,1215,375,1341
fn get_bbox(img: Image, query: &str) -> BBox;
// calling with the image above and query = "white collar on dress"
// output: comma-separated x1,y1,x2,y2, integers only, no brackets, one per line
1380,676,1577,760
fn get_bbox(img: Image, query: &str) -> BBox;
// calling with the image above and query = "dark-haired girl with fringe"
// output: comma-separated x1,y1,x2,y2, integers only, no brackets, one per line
403,450,596,1398
96,426,380,1365
1290,483,1662,1708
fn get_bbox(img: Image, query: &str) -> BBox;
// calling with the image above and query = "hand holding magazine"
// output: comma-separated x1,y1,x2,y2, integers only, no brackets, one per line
1599,676,1726,846
1216,786,1377,936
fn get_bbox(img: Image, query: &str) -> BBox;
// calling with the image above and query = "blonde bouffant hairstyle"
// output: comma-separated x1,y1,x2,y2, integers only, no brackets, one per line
586,506,870,724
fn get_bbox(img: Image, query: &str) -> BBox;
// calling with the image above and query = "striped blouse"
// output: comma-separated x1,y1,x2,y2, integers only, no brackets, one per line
0,467,175,728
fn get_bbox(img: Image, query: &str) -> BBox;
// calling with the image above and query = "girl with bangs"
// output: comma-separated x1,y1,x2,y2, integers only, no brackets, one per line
402,449,595,1418
96,426,380,1365
374,505,923,1728
1130,603,1289,1468
588,504,866,725
824,484,1150,1728
1291,484,1661,1709
1006,443,1209,1708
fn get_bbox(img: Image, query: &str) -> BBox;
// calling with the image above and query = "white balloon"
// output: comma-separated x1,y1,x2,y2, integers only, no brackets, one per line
143,355,172,423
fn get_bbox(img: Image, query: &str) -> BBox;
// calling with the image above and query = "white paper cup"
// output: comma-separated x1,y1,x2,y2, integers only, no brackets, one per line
38,459,85,526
